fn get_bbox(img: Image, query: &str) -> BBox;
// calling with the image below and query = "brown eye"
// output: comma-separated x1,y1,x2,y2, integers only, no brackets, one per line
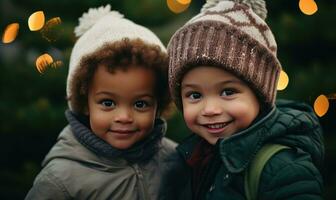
221,89,236,96
187,92,202,100
134,100,149,110
100,99,115,108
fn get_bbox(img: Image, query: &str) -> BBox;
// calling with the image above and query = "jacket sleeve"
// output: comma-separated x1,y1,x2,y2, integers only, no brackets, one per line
25,170,70,200
259,148,323,200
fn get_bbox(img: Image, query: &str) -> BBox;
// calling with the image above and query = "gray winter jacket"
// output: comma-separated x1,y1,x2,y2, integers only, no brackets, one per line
25,123,177,200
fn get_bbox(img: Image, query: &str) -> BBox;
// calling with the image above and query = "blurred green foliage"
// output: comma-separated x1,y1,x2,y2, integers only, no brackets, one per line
1,0,335,199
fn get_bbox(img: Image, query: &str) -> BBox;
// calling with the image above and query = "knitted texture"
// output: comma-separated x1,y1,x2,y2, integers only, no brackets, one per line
168,0,281,109
66,5,167,111
65,110,165,163
201,0,267,20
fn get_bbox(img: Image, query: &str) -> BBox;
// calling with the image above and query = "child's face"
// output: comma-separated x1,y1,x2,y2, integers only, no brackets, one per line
87,64,157,149
181,66,260,145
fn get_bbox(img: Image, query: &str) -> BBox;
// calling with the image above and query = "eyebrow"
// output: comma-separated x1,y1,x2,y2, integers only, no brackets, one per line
134,94,155,99
182,80,243,89
95,91,154,99
95,91,114,96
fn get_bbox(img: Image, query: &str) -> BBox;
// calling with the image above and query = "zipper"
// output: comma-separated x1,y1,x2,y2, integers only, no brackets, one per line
133,164,150,200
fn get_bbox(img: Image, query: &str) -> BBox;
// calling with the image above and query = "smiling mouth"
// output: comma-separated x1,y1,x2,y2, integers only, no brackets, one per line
202,121,232,134
109,130,138,134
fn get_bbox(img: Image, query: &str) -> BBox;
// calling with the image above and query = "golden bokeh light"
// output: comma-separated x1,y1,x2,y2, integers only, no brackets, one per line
40,17,62,42
314,94,329,117
167,0,191,14
2,23,19,44
277,70,289,90
299,0,318,15
28,11,45,31
35,53,53,73
50,60,63,69
177,0,191,5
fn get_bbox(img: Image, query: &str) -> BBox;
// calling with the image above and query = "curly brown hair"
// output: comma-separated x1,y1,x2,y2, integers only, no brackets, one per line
68,38,170,116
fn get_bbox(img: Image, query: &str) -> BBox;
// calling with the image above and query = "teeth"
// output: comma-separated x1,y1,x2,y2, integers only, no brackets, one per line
207,123,227,129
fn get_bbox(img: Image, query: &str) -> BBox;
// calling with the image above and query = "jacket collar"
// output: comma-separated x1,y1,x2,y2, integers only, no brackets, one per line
218,107,277,173
65,110,166,164
177,107,278,173
177,99,324,174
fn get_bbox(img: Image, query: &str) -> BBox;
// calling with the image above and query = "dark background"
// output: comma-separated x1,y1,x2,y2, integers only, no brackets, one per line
1,0,335,199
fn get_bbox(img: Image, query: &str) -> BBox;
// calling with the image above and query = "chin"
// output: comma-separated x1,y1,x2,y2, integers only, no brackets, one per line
207,138,219,145
109,142,134,150
114,145,132,150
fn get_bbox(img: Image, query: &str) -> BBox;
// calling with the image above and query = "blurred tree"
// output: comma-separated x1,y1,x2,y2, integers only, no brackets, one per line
0,0,335,199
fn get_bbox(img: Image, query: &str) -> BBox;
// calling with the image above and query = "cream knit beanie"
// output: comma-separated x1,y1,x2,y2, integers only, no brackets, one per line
66,5,167,112
168,0,281,110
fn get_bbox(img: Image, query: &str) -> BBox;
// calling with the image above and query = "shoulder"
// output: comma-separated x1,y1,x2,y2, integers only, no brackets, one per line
156,137,188,172
261,148,322,182
258,147,323,199
25,164,71,200
271,100,324,169
275,99,321,130
157,139,191,200
158,137,178,158
38,158,80,186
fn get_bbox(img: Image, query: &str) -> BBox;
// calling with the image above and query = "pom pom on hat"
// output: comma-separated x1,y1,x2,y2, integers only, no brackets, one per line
74,4,124,37
201,0,267,20
66,4,167,113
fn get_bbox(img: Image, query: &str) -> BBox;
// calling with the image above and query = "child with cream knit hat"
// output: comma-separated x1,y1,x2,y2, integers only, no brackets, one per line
165,0,324,199
25,5,177,200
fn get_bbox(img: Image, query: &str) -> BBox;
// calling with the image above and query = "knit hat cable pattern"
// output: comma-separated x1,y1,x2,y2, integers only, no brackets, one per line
168,0,282,109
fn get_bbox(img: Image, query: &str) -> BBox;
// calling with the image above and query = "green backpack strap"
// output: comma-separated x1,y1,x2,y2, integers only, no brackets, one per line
244,144,290,200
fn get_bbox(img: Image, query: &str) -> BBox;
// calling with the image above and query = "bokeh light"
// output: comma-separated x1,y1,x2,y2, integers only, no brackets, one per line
50,60,63,69
277,70,289,90
167,0,191,14
28,11,45,31
314,94,329,117
299,0,318,15
177,0,191,5
40,17,62,42
2,23,19,44
35,53,53,73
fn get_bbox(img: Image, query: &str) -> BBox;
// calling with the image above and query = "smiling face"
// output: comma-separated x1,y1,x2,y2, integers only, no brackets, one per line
87,64,157,149
181,66,260,145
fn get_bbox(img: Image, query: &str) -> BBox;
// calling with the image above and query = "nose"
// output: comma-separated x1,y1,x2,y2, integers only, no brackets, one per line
114,107,133,123
201,97,223,116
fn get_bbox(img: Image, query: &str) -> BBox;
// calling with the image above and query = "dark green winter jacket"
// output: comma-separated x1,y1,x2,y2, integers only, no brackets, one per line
163,100,324,200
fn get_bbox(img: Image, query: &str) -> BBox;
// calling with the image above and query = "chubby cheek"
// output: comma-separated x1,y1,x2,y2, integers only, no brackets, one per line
182,105,198,131
89,112,110,135
134,108,156,134
228,102,258,130
137,115,155,133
